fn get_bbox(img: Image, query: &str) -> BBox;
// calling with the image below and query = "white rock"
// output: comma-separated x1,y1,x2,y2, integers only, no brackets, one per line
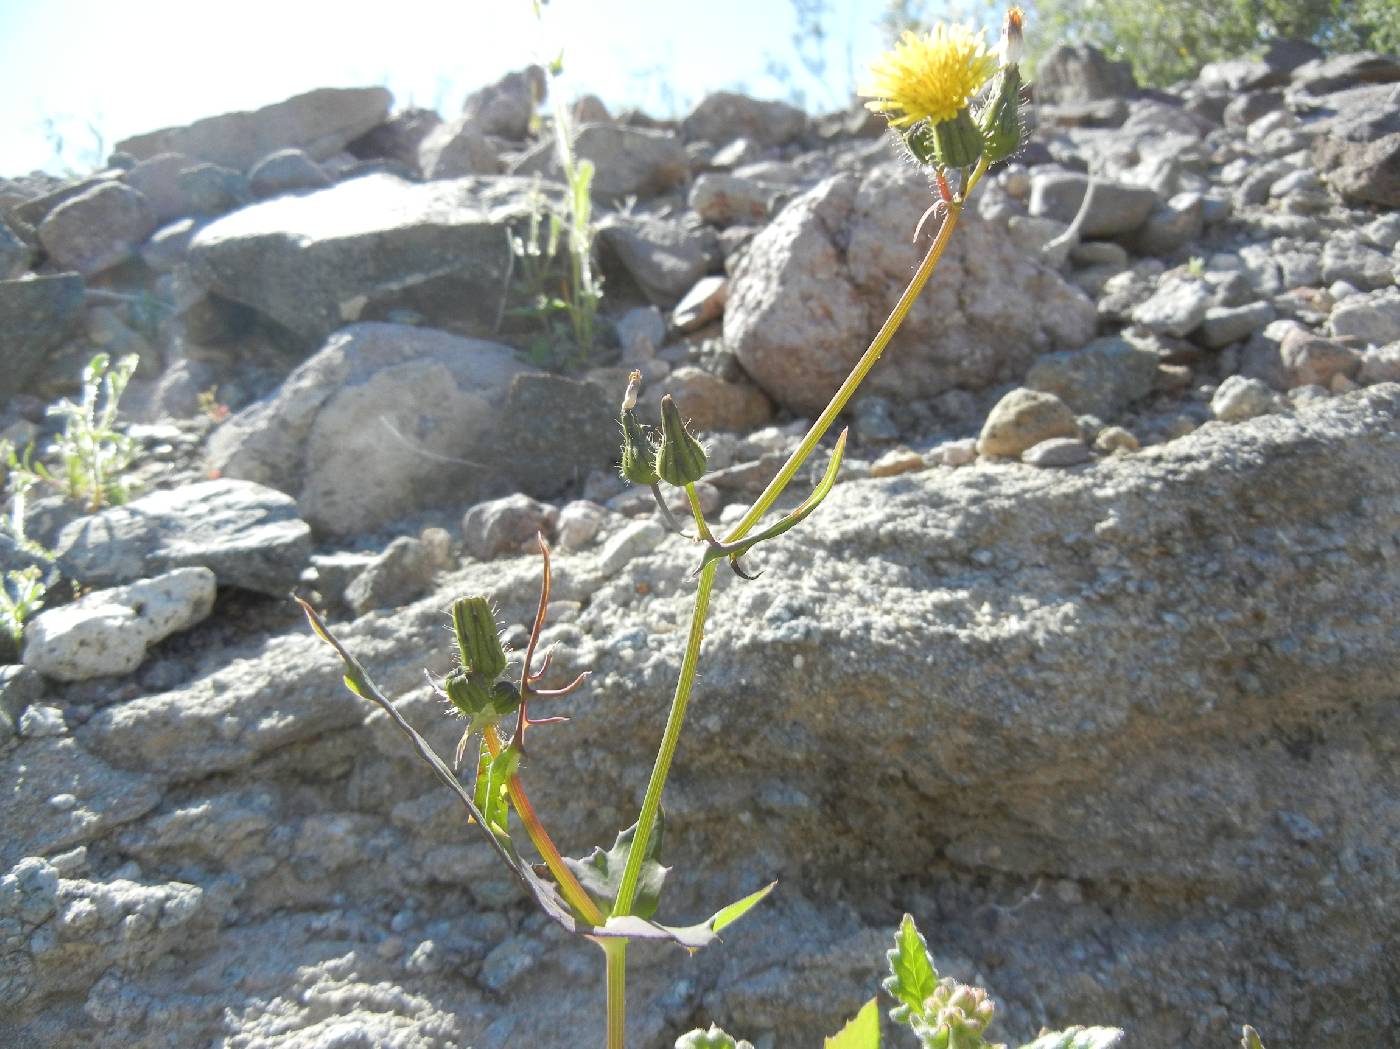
596,520,665,576
556,501,608,551
1212,376,1280,422
22,567,216,682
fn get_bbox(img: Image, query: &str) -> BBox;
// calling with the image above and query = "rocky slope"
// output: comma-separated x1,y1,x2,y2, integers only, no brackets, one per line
3,38,1399,1049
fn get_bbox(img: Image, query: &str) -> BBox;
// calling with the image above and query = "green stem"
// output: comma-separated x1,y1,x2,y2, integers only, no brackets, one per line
725,193,966,546
612,171,984,920
603,937,627,1049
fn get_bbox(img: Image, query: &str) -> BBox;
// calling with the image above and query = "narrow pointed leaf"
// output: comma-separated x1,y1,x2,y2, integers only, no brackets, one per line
1018,1027,1124,1049
825,997,881,1049
884,914,937,1023
709,881,776,935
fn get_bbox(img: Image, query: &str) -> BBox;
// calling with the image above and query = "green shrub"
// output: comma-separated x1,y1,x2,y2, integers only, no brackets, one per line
1026,0,1400,88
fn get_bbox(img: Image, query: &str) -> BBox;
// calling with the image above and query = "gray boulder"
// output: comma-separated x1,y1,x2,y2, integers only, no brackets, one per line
727,163,1096,415
1034,44,1136,104
4,388,1392,1049
206,323,537,535
0,274,85,401
682,91,807,147
1309,83,1400,207
417,116,500,179
54,479,310,595
115,86,392,171
598,213,718,307
37,182,156,275
247,149,332,198
512,123,689,202
1025,336,1159,418
1029,171,1159,237
186,173,537,341
461,66,546,140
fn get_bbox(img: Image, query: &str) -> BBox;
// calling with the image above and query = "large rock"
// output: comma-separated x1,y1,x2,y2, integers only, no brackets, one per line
598,214,718,307
54,479,310,594
1034,44,1136,104
418,116,500,179
115,87,393,171
206,323,539,535
5,387,1395,1049
1024,336,1158,418
682,91,807,147
186,173,536,341
460,66,546,140
0,218,30,277
37,182,156,275
511,123,689,202
726,163,1096,415
0,274,85,402
1029,171,1160,237
1308,83,1400,207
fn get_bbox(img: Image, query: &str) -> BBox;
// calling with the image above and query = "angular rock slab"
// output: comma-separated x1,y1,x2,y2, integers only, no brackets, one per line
726,162,1096,415
115,86,392,171
186,173,535,341
54,479,310,595
0,274,85,401
206,323,537,536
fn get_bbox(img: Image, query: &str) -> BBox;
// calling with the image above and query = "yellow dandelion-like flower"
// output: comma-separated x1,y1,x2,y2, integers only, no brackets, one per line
862,23,998,129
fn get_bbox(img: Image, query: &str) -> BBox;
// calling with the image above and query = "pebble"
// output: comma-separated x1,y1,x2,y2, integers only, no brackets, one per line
1212,376,1280,421
1094,426,1140,453
977,388,1079,458
1022,437,1092,467
596,520,666,577
869,448,926,478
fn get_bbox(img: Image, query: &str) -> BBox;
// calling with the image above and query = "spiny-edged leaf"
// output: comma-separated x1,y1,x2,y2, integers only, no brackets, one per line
709,881,776,935
1018,1027,1125,1049
883,914,937,1024
1240,1026,1265,1049
825,997,881,1049
565,815,670,921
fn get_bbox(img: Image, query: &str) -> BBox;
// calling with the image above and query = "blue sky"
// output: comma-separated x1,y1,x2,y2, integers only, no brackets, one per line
0,0,931,176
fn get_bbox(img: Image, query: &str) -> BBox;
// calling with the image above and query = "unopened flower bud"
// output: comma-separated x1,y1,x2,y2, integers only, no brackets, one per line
443,669,496,717
906,108,984,170
999,7,1024,67
657,394,707,486
978,64,1023,164
622,368,642,412
619,409,660,486
451,596,508,681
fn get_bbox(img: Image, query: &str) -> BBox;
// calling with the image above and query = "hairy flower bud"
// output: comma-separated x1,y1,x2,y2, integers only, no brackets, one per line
619,409,660,486
978,64,1023,164
906,107,984,170
451,596,508,681
656,394,707,486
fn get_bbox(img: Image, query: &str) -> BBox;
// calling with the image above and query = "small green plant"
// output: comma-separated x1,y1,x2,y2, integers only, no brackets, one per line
301,13,1220,1049
1026,0,1400,88
1186,255,1206,279
6,352,140,513
506,4,604,370
0,565,47,651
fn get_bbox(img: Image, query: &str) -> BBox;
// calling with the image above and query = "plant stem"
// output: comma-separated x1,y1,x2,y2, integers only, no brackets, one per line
603,937,627,1049
611,560,718,917
725,195,966,546
611,177,982,919
484,728,606,926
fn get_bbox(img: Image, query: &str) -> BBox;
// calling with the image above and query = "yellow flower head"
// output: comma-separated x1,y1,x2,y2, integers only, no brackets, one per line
862,23,998,129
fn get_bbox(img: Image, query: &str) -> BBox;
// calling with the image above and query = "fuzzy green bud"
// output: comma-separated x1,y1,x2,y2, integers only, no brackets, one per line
451,596,508,680
443,669,497,718
656,394,707,486
619,410,660,486
907,109,984,170
978,64,1023,164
